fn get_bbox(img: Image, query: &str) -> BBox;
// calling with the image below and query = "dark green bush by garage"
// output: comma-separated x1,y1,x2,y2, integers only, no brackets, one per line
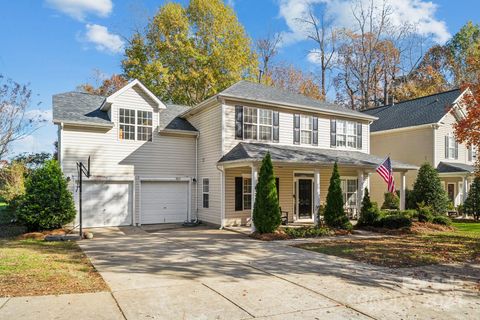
17,160,76,231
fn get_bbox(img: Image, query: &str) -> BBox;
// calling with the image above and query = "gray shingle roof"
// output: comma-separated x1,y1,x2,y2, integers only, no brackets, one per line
219,142,417,170
219,81,376,120
437,162,474,174
52,92,197,131
362,89,463,132
161,104,197,132
52,92,112,126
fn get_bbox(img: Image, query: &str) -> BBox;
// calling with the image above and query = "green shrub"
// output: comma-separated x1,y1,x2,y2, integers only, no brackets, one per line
378,214,412,229
432,215,452,226
381,192,399,210
411,163,449,214
398,209,418,219
16,160,76,231
324,162,352,230
417,204,434,223
358,188,381,227
405,189,416,210
464,177,480,220
0,161,26,205
282,226,331,238
252,152,281,233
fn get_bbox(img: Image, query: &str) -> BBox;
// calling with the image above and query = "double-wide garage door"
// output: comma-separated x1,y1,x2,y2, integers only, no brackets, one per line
141,181,189,224
80,181,133,227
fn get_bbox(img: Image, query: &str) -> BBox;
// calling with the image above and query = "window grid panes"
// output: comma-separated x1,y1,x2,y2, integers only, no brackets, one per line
341,179,358,208
119,108,136,140
447,135,456,159
203,178,209,208
258,109,272,141
243,178,252,210
336,120,357,148
300,115,312,144
243,107,258,140
137,110,153,141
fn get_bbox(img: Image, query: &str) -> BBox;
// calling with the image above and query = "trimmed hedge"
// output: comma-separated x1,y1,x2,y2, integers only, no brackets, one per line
376,214,412,229
282,226,331,238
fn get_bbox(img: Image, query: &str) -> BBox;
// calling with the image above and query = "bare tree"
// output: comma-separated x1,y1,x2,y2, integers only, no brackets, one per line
0,75,40,159
333,0,417,109
256,32,282,83
298,9,337,100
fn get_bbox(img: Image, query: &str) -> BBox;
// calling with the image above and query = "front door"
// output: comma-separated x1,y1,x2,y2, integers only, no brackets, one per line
447,184,455,203
298,179,313,219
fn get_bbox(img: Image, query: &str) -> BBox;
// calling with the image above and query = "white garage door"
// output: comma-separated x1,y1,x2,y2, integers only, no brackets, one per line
141,181,189,224
79,181,133,227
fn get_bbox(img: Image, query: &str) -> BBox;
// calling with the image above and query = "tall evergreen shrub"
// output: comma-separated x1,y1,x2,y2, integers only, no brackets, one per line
412,163,449,214
324,162,352,230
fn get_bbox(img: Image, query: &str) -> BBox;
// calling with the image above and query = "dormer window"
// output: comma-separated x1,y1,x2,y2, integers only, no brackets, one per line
119,108,153,142
119,108,135,140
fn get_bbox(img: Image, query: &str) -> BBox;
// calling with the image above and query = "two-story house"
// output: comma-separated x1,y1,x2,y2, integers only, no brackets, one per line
363,89,476,208
53,79,416,228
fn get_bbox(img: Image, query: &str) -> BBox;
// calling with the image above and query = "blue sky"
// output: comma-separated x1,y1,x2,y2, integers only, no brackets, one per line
0,0,478,158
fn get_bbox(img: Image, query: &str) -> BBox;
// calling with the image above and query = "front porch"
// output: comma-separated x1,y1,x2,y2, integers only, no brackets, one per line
219,143,417,228
437,162,475,207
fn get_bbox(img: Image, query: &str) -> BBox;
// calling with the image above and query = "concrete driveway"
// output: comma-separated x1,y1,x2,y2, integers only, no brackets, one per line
77,226,479,320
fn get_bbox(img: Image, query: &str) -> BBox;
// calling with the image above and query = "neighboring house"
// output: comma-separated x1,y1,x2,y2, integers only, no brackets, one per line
363,89,475,208
52,79,416,228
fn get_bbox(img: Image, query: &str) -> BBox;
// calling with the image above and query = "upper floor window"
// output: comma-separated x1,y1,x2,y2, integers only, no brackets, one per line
468,146,477,162
119,108,136,140
300,115,312,144
445,134,458,159
119,108,153,142
235,106,279,142
331,120,362,149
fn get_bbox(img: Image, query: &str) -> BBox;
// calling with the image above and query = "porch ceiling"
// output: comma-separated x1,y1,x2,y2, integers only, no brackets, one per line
219,142,417,171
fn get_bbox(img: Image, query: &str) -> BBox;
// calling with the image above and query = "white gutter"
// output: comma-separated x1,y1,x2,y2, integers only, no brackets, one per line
371,123,438,135
195,133,199,219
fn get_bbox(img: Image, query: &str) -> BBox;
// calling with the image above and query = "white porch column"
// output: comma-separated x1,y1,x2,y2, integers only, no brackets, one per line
251,164,258,233
463,176,468,203
314,169,321,226
400,172,406,210
357,170,366,215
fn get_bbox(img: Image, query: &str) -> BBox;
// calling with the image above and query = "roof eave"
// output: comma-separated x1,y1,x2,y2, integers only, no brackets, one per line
159,128,199,136
218,94,378,121
53,120,114,129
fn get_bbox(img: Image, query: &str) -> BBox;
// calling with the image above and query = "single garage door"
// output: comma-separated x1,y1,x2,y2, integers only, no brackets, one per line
79,181,133,227
141,181,189,224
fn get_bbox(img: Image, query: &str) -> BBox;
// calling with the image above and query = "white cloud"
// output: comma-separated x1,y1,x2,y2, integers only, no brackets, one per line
45,0,113,21
83,24,124,54
278,0,450,47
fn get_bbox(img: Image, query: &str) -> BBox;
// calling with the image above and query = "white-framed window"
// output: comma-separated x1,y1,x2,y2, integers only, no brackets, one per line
341,178,358,208
119,108,153,141
335,120,357,148
119,108,136,140
300,115,312,144
243,177,252,210
243,106,258,140
202,178,209,208
137,110,153,141
446,134,457,159
468,146,477,162
258,109,273,141
243,106,273,141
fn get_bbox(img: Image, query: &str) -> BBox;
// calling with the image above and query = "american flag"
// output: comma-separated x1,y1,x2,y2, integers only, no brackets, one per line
376,157,395,193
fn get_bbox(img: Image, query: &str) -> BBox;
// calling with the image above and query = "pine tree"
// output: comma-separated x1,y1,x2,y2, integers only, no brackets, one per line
412,163,450,214
464,176,480,220
17,160,76,231
357,188,380,226
324,162,352,229
252,152,281,233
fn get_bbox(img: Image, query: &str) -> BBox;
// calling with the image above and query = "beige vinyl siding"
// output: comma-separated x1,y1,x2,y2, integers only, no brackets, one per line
369,126,434,205
222,101,370,154
434,112,472,167
187,103,223,225
224,164,360,226
61,85,196,224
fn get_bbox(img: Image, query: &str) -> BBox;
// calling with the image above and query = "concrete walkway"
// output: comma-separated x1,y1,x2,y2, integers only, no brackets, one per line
3,226,478,320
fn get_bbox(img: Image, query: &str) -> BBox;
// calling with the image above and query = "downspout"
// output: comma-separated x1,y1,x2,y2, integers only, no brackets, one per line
216,164,225,229
195,133,199,221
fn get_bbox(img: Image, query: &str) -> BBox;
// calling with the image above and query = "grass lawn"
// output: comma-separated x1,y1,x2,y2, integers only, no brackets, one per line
0,239,108,297
297,222,480,268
